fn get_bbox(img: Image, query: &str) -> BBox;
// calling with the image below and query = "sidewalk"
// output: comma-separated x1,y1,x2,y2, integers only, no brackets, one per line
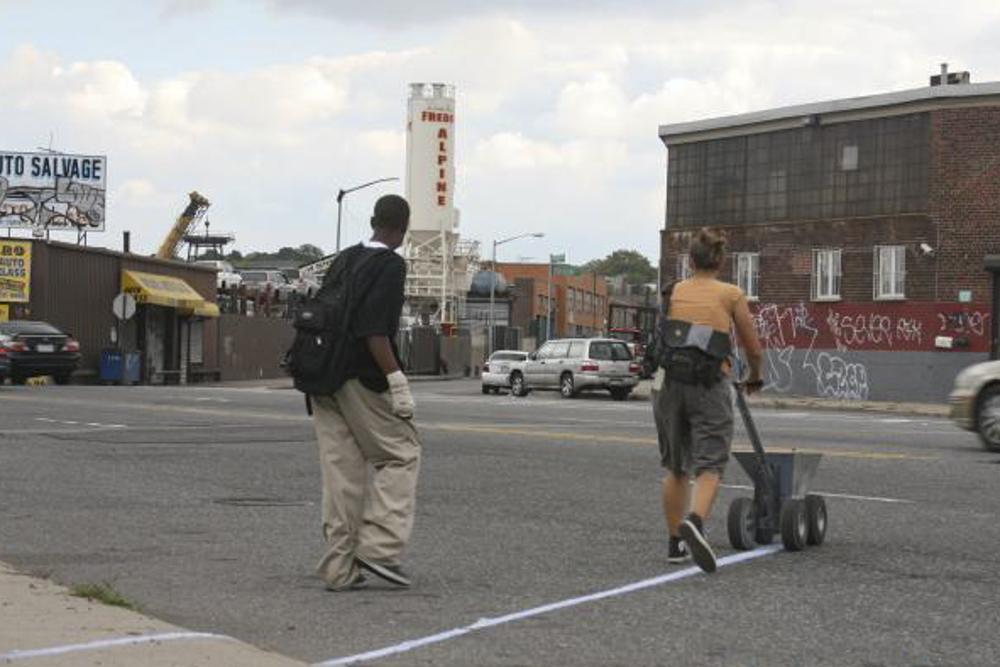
630,379,950,417
0,562,306,666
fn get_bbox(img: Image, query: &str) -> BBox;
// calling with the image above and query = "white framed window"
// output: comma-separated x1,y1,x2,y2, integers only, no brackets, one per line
812,249,842,300
874,245,906,299
733,253,760,300
676,253,692,280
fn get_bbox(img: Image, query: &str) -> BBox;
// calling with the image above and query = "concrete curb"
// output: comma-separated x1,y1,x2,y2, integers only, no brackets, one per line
628,381,949,418
0,562,307,666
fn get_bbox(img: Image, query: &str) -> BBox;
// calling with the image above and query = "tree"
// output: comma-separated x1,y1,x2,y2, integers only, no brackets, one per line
583,249,657,285
297,244,325,262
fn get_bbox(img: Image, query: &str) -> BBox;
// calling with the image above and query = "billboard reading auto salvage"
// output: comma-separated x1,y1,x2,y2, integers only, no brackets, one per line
0,151,106,232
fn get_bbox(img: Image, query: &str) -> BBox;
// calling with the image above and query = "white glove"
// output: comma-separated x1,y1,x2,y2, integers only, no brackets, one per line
387,371,415,419
652,367,665,391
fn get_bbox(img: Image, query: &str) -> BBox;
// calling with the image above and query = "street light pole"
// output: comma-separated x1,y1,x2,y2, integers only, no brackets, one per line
488,232,545,356
336,177,399,253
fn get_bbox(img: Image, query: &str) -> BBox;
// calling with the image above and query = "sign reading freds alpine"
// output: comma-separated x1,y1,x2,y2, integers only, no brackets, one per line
0,151,107,232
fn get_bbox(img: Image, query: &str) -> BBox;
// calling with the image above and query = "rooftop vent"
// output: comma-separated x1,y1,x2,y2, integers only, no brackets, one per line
930,62,970,86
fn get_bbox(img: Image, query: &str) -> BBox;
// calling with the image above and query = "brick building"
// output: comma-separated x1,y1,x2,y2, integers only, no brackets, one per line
494,262,608,342
658,68,1000,402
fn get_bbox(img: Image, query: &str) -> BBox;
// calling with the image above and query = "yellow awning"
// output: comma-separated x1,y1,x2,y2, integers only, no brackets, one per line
121,270,219,318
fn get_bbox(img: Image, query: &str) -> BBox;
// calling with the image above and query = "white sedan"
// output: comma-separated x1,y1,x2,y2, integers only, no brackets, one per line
481,350,529,394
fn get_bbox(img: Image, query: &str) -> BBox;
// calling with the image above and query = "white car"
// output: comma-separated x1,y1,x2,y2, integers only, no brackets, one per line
481,350,529,394
195,260,242,290
239,269,294,297
949,359,1000,452
282,268,321,297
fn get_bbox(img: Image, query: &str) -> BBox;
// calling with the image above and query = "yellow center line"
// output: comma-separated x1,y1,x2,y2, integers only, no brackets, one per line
422,423,938,461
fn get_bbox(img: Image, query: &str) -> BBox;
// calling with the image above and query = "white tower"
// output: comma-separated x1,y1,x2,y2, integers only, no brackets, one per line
404,83,478,329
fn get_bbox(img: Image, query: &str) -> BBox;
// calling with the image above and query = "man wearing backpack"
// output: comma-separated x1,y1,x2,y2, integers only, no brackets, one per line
309,194,420,591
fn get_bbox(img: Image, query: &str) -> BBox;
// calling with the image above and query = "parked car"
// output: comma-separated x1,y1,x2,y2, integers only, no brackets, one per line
949,360,1000,451
239,270,294,297
0,320,81,385
514,338,640,400
481,350,529,394
281,268,321,297
195,260,242,290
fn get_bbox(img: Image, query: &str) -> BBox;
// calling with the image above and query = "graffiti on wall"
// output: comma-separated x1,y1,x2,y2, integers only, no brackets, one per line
749,302,990,401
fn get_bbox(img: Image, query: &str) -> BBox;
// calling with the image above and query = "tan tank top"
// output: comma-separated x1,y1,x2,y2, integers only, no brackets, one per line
667,276,744,333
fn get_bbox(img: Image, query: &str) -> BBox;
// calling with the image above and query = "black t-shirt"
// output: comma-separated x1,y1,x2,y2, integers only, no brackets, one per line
336,243,407,393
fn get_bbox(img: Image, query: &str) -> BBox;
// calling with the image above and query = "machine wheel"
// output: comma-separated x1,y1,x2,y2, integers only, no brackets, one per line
610,387,630,401
805,494,828,546
560,373,576,399
481,385,491,395
510,372,528,397
727,497,756,550
755,523,776,546
780,499,808,552
975,384,1000,452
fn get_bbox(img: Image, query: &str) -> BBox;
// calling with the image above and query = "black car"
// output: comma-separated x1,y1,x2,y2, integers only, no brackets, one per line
0,320,81,385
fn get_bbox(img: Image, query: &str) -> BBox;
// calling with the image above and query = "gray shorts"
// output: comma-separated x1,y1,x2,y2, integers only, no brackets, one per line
653,378,733,476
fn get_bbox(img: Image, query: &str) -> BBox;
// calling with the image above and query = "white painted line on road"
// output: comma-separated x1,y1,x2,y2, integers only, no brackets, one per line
0,631,234,661
316,545,782,666
722,484,915,504
33,418,127,429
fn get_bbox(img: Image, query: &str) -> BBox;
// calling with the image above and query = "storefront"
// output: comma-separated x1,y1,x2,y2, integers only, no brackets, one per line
120,270,220,384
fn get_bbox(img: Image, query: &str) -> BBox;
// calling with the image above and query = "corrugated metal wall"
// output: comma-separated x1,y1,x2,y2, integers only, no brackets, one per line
218,313,293,380
29,242,121,374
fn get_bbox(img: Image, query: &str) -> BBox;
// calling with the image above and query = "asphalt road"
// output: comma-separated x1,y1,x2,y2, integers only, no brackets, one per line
1,379,998,666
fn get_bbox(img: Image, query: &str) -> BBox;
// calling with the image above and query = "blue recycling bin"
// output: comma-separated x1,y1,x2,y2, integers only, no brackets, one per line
99,349,142,384
122,352,142,384
99,348,123,383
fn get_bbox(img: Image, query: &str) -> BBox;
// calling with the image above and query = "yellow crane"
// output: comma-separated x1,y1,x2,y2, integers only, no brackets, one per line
156,191,211,260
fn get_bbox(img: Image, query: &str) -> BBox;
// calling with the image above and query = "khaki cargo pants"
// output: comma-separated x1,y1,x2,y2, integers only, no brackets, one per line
310,379,421,589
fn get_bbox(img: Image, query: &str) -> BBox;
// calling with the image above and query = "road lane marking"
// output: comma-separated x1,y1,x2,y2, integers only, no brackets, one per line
2,395,938,461
423,423,938,461
34,418,126,429
0,631,234,661
316,545,782,666
722,484,915,504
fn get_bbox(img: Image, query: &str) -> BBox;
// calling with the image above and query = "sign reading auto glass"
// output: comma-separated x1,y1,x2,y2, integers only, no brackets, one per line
0,152,106,232
0,304,8,321
0,240,31,302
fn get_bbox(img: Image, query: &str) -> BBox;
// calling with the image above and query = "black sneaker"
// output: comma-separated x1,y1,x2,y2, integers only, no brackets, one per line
356,556,411,587
678,514,717,574
667,537,691,564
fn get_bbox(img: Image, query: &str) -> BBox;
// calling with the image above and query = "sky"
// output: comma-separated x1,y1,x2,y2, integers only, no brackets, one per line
1,0,999,266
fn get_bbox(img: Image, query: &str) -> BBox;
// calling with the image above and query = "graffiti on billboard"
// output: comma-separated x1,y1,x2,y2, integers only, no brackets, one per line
749,302,990,401
0,152,106,232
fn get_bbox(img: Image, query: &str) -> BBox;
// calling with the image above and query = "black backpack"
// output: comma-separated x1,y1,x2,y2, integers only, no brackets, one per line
283,246,391,403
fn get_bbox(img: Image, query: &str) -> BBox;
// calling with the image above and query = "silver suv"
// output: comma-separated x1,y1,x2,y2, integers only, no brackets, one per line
515,338,639,401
